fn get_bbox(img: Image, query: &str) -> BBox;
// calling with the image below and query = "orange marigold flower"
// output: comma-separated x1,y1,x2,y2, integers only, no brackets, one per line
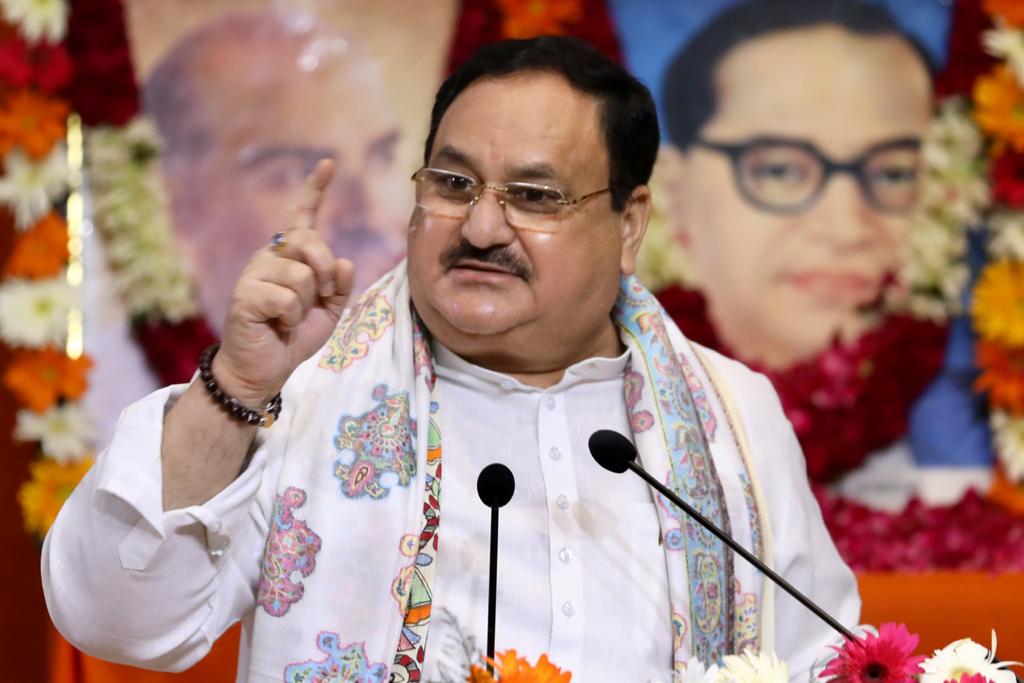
0,89,69,159
3,347,92,413
975,340,1024,413
18,456,94,537
973,261,1024,347
4,212,67,278
974,65,1024,153
497,0,582,39
469,650,572,683
985,0,1024,28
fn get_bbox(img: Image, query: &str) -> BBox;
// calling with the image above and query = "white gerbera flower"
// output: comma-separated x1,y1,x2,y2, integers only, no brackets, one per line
920,632,1021,683
714,651,788,683
676,656,720,683
985,25,1024,85
0,276,72,348
14,403,95,463
0,145,68,229
0,0,68,44
992,412,1024,483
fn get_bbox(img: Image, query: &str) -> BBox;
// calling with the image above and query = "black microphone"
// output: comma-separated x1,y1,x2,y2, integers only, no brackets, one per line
477,463,515,673
588,429,855,642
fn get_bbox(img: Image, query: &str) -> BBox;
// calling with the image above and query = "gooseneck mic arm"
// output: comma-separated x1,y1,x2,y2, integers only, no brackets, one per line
588,429,855,642
476,463,516,674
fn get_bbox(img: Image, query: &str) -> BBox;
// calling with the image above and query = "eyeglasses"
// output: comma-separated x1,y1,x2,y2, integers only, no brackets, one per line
410,167,611,233
692,136,922,215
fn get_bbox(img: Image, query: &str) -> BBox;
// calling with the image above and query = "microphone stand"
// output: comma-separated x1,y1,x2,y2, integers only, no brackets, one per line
486,503,500,674
623,458,855,641
476,463,515,675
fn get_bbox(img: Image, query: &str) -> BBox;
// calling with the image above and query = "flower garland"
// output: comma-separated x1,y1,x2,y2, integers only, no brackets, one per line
958,0,1024,487
0,0,94,539
65,0,215,389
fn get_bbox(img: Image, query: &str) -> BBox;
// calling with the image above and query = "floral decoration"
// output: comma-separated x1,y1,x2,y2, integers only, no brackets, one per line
0,89,68,158
820,622,924,683
964,1,1024,486
974,340,1024,413
14,402,95,462
0,275,72,347
3,346,91,412
0,0,98,541
0,144,68,228
919,632,1020,683
0,0,68,44
4,211,68,277
820,628,1021,683
468,649,571,683
816,488,1024,572
985,0,1024,29
496,0,582,39
17,456,93,537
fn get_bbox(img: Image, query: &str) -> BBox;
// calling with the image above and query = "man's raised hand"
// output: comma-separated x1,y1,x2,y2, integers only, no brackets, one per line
213,159,355,408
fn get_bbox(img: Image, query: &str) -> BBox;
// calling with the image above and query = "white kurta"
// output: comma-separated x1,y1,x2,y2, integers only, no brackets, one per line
42,343,859,682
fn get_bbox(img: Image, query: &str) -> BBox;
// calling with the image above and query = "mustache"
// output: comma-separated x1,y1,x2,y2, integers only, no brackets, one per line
440,240,532,280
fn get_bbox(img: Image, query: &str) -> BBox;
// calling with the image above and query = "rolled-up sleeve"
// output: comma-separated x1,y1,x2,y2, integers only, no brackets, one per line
41,380,284,672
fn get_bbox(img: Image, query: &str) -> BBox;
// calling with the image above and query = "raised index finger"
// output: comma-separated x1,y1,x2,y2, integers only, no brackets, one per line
292,158,336,233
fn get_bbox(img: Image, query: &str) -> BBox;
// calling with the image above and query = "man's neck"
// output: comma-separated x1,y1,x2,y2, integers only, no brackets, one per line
441,317,624,389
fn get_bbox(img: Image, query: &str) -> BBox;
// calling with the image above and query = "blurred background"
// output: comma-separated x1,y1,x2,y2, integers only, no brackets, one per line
3,0,1024,679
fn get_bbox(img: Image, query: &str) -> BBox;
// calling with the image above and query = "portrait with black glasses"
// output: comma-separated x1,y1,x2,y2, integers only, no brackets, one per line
655,0,936,374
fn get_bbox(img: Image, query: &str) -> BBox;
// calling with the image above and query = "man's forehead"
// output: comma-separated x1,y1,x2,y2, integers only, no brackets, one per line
429,72,607,179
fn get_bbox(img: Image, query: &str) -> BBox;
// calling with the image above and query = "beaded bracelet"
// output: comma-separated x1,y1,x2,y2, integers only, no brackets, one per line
198,343,282,428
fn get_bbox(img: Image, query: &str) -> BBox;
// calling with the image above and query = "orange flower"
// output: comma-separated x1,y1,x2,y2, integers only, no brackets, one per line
3,347,92,413
988,468,1024,515
985,0,1024,28
468,650,572,683
497,0,583,38
975,340,1024,414
974,65,1024,153
5,212,68,278
0,89,69,159
18,457,94,537
972,261,1024,347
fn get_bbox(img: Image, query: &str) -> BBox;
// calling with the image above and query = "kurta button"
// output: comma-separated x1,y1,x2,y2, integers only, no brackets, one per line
556,494,569,510
545,396,556,411
559,547,573,563
561,601,575,617
549,447,562,461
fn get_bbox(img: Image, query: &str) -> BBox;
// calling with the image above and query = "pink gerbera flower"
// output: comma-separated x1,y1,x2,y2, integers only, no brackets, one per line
820,622,926,683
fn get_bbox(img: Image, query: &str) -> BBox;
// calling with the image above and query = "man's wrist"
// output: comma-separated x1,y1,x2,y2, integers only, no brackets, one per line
202,344,282,427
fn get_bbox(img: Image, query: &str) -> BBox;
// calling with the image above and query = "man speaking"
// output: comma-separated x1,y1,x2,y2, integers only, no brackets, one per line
43,37,858,682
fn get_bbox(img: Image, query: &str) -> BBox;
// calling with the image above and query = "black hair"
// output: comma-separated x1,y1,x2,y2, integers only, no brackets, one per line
424,36,660,212
662,0,935,149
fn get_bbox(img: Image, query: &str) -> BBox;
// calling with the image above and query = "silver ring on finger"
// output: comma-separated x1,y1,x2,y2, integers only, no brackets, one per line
269,230,289,254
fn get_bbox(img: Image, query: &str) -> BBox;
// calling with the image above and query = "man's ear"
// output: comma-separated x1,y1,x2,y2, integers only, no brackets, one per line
619,184,651,276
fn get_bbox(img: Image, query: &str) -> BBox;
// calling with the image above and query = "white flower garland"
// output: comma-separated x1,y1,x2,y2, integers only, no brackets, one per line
85,118,198,323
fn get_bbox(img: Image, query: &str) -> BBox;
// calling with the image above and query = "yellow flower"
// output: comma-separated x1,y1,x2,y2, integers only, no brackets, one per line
972,261,1024,347
974,65,1024,153
17,457,93,537
468,650,572,683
